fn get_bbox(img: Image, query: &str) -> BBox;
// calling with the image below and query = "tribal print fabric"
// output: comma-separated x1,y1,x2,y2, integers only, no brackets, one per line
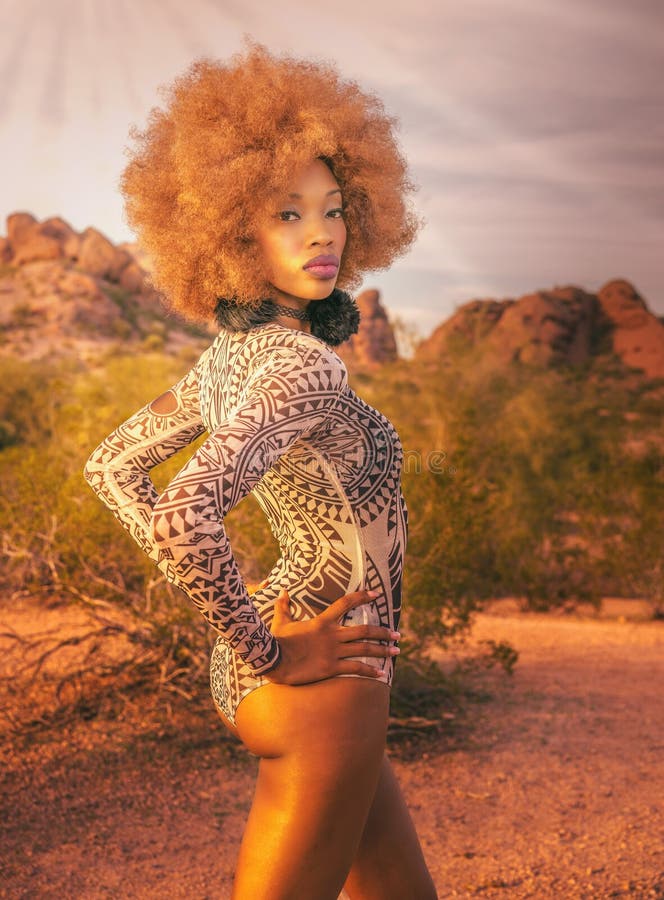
84,322,408,723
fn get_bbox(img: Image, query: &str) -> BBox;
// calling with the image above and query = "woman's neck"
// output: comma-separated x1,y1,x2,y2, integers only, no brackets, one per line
269,296,313,334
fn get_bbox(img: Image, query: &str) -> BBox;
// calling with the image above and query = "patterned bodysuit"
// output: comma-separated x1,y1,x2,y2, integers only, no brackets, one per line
84,322,408,725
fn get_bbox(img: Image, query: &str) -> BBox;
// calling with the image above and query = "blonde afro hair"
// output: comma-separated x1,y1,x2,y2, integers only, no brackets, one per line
119,38,423,322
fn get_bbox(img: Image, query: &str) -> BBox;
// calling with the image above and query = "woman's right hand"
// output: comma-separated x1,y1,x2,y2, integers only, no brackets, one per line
262,587,400,685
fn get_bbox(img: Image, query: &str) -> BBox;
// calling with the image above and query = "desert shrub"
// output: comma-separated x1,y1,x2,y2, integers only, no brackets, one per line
0,356,74,448
141,333,165,352
2,346,661,726
373,351,663,633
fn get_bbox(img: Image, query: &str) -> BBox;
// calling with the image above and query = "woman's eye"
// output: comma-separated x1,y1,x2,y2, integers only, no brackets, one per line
277,208,345,222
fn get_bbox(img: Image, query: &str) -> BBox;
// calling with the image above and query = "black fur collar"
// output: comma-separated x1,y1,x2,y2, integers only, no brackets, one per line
213,289,361,347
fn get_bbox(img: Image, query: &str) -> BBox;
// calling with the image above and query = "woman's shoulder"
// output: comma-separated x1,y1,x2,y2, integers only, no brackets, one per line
200,323,348,393
262,324,348,383
233,322,347,374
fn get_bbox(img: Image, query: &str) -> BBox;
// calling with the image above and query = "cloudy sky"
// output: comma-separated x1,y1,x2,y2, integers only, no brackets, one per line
1,0,662,337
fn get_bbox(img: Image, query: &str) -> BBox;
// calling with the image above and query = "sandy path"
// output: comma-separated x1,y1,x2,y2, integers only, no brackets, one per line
422,614,664,897
1,611,663,899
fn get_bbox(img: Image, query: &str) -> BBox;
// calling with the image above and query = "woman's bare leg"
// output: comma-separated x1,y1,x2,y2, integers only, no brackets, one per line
229,677,391,900
342,752,438,899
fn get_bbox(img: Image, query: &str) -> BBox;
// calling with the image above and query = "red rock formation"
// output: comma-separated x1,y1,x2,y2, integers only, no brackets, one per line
7,212,64,266
416,280,664,380
40,216,81,258
597,279,664,379
0,213,190,361
341,288,398,369
485,287,597,367
77,227,131,280
3,214,142,288
7,210,657,381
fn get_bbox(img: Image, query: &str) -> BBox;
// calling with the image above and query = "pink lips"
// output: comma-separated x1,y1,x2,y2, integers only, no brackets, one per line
303,254,339,280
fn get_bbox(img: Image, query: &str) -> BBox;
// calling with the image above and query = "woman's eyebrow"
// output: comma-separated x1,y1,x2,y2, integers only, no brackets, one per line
287,188,342,199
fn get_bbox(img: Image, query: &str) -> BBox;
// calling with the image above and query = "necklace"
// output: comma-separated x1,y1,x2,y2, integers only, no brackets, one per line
214,289,361,346
270,300,311,322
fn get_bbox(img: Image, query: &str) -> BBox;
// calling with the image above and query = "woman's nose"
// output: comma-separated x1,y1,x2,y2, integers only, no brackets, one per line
306,215,335,245
308,226,334,246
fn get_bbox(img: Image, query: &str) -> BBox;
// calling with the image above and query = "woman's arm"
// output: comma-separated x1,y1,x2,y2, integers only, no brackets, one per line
83,355,209,564
85,341,347,676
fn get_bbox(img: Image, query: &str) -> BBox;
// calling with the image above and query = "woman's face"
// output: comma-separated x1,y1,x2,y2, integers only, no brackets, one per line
254,158,347,304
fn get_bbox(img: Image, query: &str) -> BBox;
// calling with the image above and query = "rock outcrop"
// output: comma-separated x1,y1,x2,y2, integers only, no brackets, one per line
596,280,664,379
3,213,149,296
344,289,399,369
416,280,664,380
0,212,400,367
3,210,658,381
0,212,210,362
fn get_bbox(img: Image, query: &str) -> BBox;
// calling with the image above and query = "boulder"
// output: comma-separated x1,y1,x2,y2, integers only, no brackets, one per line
6,212,66,266
11,226,63,265
77,227,127,280
485,288,597,366
597,279,664,379
39,216,77,244
6,212,37,245
119,260,147,293
39,216,82,260
344,289,398,368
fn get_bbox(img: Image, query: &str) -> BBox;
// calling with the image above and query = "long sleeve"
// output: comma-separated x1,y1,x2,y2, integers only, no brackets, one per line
83,357,208,566
84,339,347,675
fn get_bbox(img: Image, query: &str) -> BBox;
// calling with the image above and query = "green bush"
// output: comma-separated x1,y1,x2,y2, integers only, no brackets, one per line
1,347,662,719
373,350,663,632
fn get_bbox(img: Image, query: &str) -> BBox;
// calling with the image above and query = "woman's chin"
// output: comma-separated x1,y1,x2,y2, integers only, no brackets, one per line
308,279,341,300
271,281,339,303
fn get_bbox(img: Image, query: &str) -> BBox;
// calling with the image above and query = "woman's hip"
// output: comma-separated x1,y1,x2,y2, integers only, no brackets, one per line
209,631,395,751
232,672,391,760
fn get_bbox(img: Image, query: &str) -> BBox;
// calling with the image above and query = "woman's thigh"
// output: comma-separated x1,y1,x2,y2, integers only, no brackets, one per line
230,678,391,899
343,753,438,900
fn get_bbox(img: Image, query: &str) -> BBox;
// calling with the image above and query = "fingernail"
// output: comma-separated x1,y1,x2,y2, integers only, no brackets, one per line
390,631,401,640
367,589,382,598
388,647,401,655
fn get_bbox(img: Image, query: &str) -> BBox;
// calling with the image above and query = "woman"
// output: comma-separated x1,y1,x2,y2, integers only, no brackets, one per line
84,40,437,900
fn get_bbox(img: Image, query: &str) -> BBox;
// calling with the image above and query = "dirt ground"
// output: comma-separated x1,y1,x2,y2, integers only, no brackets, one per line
1,602,663,899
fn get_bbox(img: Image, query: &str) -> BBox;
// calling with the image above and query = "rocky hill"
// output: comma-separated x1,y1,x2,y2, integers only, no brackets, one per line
0,212,210,363
415,280,664,380
0,212,398,367
2,212,662,381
